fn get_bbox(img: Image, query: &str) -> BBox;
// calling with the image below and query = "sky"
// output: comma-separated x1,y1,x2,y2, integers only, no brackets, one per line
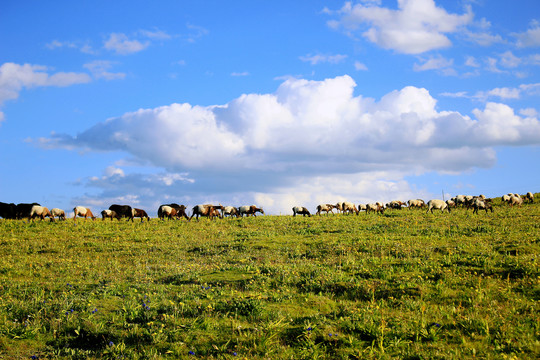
1,0,540,216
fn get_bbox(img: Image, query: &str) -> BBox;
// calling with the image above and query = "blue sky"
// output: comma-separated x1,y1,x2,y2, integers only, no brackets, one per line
1,0,539,216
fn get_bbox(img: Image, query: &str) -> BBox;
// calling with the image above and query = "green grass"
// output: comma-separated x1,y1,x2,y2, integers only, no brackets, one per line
0,200,539,359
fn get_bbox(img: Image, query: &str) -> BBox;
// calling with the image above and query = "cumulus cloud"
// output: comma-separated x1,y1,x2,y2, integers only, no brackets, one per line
0,62,91,123
39,75,540,213
328,0,473,54
104,33,150,55
514,20,540,48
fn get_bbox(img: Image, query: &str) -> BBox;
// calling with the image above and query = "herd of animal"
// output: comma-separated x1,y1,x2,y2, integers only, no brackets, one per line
0,192,534,222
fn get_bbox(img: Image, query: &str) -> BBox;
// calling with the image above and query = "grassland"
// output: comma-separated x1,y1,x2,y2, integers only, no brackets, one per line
0,199,539,359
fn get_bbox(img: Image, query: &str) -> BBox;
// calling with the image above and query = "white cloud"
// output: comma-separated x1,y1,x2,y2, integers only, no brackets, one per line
299,53,348,65
231,71,250,77
329,0,473,54
39,75,540,213
83,61,126,80
465,56,480,68
354,61,368,70
0,62,91,122
499,51,521,68
514,21,540,48
104,33,149,55
413,55,454,73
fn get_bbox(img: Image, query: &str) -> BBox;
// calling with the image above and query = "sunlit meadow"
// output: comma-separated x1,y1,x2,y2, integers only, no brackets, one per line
0,197,539,359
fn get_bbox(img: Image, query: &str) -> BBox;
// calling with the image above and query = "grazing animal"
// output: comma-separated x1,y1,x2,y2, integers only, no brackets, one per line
445,200,456,209
132,208,150,222
51,208,66,221
190,204,220,221
509,195,523,207
159,206,178,220
109,204,134,221
239,205,264,217
101,209,119,221
386,200,406,210
525,192,534,203
472,198,493,214
426,199,450,214
316,204,335,215
407,199,425,209
30,205,54,221
357,204,367,212
0,202,17,219
342,202,359,215
334,202,345,214
223,206,240,218
292,206,311,217
366,203,384,214
73,206,96,220
158,204,189,220
16,203,40,219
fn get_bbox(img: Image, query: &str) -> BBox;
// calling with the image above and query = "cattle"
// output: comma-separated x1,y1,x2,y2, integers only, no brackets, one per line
316,204,334,215
16,203,40,219
342,202,359,215
158,204,189,220
51,208,66,221
0,202,17,219
223,206,240,218
239,205,264,217
426,199,450,214
407,199,426,209
366,203,384,214
158,206,179,220
190,204,220,221
132,208,150,222
109,204,134,221
292,206,311,217
30,205,54,221
101,209,120,221
472,198,493,214
73,206,96,220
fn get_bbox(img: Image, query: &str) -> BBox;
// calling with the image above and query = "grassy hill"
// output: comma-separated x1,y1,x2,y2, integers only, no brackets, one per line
0,199,538,359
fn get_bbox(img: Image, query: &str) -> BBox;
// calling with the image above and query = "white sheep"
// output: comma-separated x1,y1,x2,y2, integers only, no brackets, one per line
426,199,450,214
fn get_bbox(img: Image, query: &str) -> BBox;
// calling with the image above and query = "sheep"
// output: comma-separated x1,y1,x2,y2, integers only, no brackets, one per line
525,192,534,203
51,208,66,221
292,206,311,217
357,204,367,212
426,199,450,214
316,204,334,215
445,200,456,209
509,195,523,207
30,205,54,221
366,203,384,214
342,201,358,215
472,198,493,214
386,200,406,210
407,199,426,209
334,202,344,214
